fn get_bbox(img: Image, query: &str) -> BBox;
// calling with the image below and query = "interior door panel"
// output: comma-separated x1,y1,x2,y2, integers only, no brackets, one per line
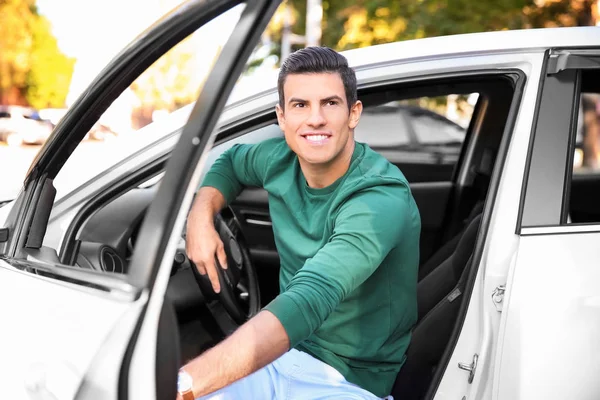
231,181,454,302
410,182,453,262
230,187,279,303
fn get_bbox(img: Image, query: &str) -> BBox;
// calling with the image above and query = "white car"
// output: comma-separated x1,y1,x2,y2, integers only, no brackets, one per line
1,1,600,399
0,105,54,146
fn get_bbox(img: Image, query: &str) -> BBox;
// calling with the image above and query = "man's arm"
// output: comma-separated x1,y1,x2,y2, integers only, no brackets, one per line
180,310,289,398
264,184,415,347
187,139,282,291
186,187,228,293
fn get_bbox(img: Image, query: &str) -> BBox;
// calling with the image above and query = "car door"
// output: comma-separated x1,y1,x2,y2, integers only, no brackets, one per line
0,0,279,399
496,50,600,399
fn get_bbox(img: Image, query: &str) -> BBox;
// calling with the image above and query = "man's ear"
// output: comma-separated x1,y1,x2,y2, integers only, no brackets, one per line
348,100,363,129
275,104,286,130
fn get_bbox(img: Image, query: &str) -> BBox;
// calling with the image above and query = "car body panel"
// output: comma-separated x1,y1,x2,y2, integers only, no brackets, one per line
434,54,544,399
0,259,141,398
497,231,600,399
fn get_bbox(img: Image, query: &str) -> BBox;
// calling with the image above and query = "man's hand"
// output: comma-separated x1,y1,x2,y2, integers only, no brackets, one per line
186,187,228,293
181,310,290,398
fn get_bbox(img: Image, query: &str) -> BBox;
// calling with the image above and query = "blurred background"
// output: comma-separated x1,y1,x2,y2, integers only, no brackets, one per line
1,0,599,200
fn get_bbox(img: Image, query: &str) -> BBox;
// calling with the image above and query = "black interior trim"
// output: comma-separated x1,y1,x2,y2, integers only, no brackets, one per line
516,50,550,233
215,111,276,145
13,176,49,258
59,156,167,265
425,69,527,398
520,69,578,227
453,94,485,184
25,179,56,249
155,297,180,400
560,70,582,224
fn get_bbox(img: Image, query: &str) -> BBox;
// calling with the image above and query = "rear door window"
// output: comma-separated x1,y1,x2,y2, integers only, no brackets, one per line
354,94,477,182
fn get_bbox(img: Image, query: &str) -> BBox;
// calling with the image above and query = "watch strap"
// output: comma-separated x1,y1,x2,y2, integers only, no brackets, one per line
180,389,195,400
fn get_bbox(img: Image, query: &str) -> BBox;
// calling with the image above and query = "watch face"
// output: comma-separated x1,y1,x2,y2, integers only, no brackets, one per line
178,370,193,392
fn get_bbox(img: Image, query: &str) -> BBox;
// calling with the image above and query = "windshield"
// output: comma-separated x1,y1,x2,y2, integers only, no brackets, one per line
0,5,252,204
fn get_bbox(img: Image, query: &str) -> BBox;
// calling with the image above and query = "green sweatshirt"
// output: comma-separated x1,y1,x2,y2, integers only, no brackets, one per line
201,137,420,397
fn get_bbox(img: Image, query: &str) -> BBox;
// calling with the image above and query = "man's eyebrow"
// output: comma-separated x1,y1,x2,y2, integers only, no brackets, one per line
321,95,344,103
288,97,307,104
287,95,345,104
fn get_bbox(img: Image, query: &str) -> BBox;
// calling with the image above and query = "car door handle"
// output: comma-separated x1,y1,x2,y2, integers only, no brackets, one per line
245,218,272,227
240,211,272,227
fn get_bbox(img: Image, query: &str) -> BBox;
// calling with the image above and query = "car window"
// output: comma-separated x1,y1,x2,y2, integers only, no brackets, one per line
354,94,477,182
410,110,466,144
41,6,245,253
566,71,600,225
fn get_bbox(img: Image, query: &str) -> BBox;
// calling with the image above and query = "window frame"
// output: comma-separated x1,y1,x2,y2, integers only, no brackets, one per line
519,48,600,233
357,73,519,185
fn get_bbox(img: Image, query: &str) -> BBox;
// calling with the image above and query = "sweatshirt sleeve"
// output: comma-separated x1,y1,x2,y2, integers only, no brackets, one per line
201,138,281,203
264,182,414,347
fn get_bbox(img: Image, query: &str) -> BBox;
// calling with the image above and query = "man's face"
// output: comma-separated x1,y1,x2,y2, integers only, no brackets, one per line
276,72,362,167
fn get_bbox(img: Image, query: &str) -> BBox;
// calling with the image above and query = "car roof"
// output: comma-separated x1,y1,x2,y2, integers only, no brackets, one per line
227,27,599,110
342,27,600,67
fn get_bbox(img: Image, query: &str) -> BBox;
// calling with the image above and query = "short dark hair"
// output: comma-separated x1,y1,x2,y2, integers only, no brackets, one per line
277,46,357,111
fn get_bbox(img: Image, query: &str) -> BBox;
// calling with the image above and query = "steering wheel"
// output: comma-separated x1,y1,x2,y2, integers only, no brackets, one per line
189,210,261,324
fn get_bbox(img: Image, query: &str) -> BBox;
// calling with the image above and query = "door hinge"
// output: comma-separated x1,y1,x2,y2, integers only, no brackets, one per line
491,284,506,312
458,353,479,384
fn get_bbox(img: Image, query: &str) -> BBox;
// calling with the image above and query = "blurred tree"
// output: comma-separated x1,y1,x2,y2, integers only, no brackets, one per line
0,0,36,105
129,36,207,129
257,0,598,61
26,15,75,109
524,0,597,27
0,0,73,107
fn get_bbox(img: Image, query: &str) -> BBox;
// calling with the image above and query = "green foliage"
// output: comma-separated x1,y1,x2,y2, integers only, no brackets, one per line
264,0,597,59
26,15,75,108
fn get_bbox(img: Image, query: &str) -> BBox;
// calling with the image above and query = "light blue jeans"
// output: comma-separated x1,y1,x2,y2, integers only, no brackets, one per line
197,349,393,400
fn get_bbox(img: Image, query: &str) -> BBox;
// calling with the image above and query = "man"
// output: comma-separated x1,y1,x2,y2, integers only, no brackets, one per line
181,46,420,399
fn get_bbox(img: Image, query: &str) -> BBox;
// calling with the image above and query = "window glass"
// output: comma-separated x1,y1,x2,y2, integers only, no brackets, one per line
566,71,600,224
41,5,246,255
354,93,477,182
572,93,600,172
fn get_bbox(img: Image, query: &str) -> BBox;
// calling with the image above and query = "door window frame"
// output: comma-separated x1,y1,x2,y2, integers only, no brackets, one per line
519,49,600,234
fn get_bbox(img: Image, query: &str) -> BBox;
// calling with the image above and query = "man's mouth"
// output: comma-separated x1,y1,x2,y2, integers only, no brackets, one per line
302,133,331,145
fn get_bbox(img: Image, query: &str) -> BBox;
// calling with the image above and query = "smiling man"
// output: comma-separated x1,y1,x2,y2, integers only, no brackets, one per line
182,47,421,400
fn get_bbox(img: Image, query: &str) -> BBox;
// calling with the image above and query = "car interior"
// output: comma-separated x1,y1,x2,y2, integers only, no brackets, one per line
40,72,525,399
568,71,600,225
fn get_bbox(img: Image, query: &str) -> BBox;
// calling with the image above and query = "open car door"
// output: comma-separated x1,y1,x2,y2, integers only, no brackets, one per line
0,0,279,398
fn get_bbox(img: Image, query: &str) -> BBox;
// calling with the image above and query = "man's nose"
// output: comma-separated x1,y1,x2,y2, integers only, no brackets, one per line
306,107,326,127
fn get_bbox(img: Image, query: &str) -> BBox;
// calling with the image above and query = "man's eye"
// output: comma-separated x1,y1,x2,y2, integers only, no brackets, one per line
326,101,338,106
293,103,305,108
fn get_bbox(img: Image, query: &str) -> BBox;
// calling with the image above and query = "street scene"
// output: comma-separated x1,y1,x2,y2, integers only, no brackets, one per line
1,1,600,400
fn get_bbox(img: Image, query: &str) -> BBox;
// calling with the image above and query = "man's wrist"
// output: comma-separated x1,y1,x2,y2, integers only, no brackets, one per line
177,368,196,400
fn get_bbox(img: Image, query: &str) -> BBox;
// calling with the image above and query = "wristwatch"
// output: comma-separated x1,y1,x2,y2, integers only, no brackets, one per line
177,369,195,400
